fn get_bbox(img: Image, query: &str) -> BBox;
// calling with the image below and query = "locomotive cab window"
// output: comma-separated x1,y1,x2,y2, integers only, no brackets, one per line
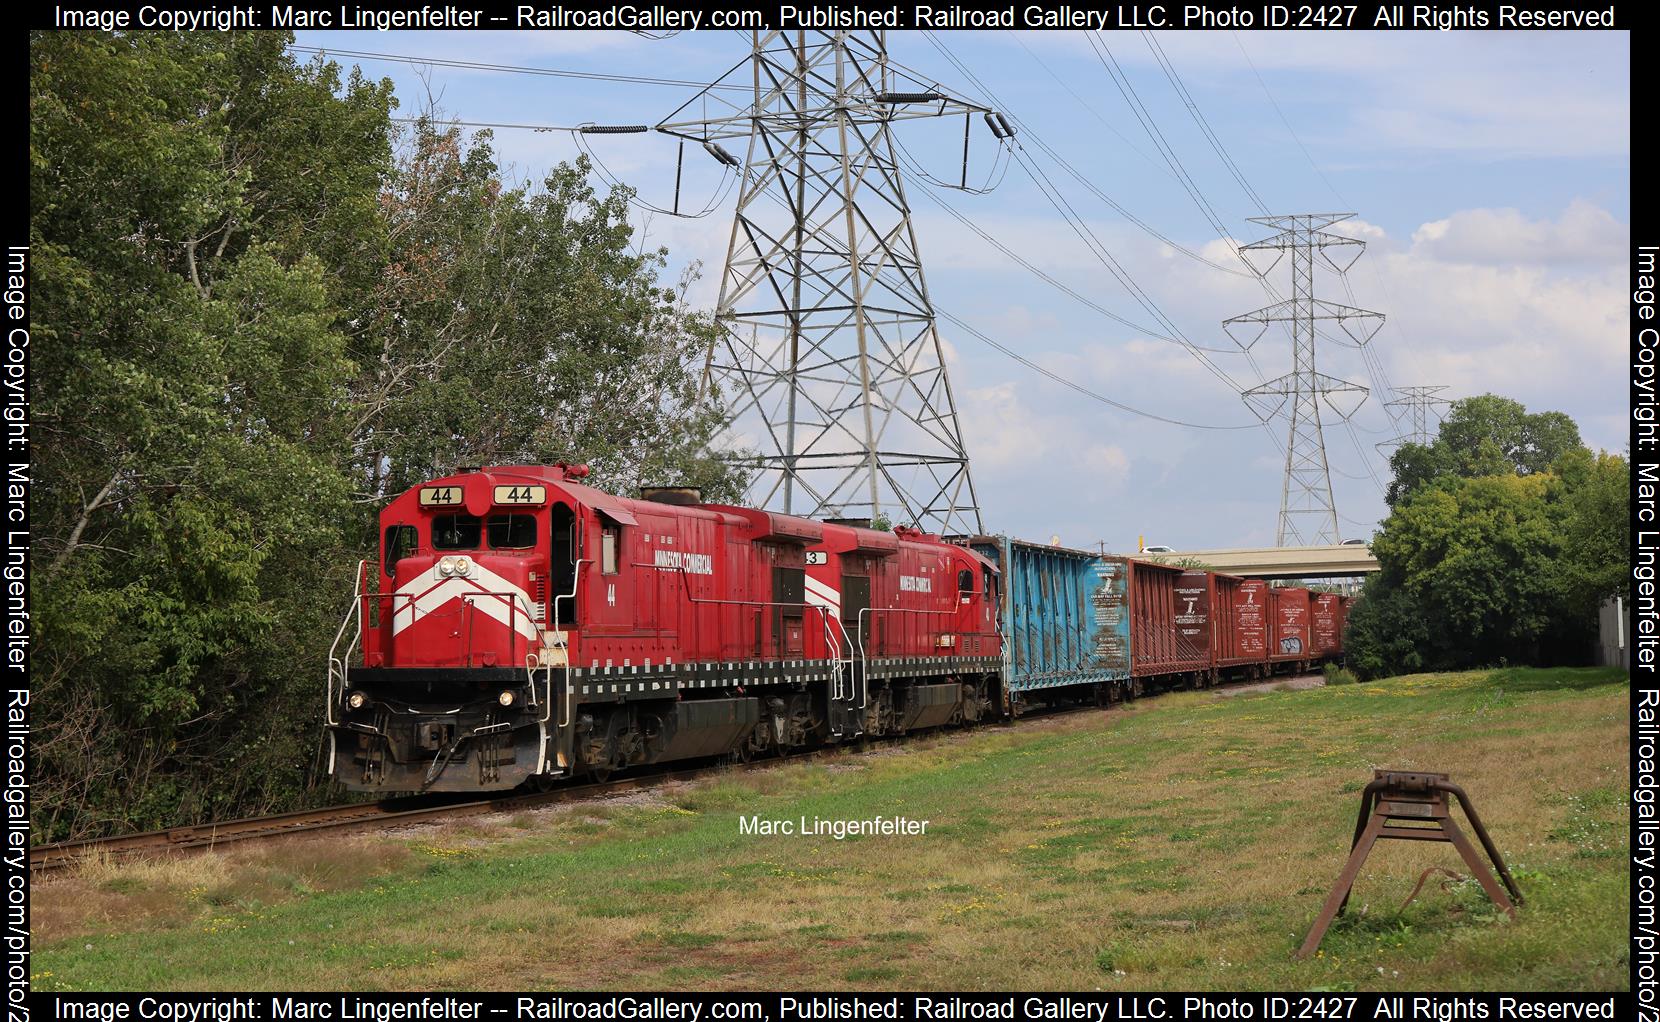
383,524,417,577
486,514,536,549
600,523,620,574
432,514,482,550
984,567,997,604
958,568,975,595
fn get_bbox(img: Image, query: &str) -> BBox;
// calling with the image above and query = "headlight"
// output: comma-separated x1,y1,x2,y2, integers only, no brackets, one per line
347,691,367,709
439,559,455,577
498,690,516,707
453,558,471,577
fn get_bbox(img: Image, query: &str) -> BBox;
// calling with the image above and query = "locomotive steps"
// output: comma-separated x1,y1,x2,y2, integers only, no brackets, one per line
33,667,1628,992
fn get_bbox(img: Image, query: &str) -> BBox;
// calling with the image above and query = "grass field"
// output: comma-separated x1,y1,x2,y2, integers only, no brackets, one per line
32,667,1630,991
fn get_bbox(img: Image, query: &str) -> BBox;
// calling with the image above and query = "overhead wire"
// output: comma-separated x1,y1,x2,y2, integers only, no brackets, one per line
1093,32,1400,505
1230,31,1438,436
393,115,581,132
891,131,1014,196
908,182,1239,354
935,310,1258,431
1086,34,1240,252
289,45,751,92
572,128,738,218
733,151,1260,433
1008,144,1252,396
1142,32,1270,216
922,31,1255,281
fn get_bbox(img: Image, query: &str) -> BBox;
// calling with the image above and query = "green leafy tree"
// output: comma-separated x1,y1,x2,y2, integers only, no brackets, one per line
1351,396,1626,679
31,35,745,839
348,121,744,508
31,32,394,837
1386,393,1583,507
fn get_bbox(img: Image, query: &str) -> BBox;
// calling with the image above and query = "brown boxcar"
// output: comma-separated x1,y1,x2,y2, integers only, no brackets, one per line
1232,578,1271,673
1127,559,1209,684
1205,572,1256,676
1175,569,1214,680
1270,586,1312,664
1310,592,1343,659
1337,594,1354,657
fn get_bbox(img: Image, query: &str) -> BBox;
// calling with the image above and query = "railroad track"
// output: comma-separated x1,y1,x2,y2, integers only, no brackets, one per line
32,672,1322,874
28,769,705,874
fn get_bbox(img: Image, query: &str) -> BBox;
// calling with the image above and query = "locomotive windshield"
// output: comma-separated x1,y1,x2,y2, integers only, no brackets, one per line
486,514,536,549
432,514,482,549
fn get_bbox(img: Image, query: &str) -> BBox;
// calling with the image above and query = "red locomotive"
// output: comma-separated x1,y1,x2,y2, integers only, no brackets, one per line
327,464,1003,791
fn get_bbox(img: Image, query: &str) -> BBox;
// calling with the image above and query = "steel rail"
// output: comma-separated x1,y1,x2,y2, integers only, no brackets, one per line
32,670,1326,874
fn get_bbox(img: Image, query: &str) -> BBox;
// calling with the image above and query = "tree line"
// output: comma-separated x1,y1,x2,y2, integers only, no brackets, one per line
30,32,743,839
1346,394,1628,678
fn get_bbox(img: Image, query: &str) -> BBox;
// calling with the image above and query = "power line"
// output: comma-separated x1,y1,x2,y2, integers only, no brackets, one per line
1229,34,1348,207
1007,34,1173,181
909,179,1239,354
1009,145,1252,397
1225,31,1431,433
573,129,737,218
935,310,1258,431
289,45,751,92
1087,34,1239,250
921,32,1255,281
727,130,1256,435
1142,32,1270,215
392,115,579,132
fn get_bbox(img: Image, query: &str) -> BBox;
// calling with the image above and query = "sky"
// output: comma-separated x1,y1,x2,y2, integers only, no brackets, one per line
292,28,1631,552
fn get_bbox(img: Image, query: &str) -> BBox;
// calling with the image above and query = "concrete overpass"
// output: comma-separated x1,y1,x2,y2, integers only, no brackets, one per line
1146,544,1378,579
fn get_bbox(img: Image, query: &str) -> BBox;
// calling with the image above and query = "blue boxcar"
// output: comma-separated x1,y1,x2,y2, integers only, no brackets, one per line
968,535,1130,700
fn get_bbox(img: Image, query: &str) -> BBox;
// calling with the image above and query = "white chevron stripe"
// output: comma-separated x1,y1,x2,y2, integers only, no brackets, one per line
392,558,541,642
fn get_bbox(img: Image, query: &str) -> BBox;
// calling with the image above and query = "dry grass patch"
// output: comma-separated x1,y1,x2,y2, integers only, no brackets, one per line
32,668,1629,992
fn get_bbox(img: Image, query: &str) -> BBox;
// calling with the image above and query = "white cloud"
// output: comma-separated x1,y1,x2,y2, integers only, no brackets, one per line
1409,200,1627,267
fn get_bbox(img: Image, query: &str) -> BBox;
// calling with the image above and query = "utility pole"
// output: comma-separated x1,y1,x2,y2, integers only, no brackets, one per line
657,31,995,535
1224,214,1383,547
1380,385,1451,448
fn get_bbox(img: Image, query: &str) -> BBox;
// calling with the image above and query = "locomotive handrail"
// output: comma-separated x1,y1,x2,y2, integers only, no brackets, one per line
457,588,548,668
326,560,369,728
648,563,843,680
545,559,588,729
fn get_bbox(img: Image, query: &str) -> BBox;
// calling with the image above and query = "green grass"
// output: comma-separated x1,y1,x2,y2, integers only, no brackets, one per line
32,667,1630,991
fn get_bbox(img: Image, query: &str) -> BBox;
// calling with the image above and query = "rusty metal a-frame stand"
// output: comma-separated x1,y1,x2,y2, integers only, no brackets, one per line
1296,770,1524,959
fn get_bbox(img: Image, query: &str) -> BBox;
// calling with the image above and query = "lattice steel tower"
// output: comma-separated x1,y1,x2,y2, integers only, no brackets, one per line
1224,214,1383,546
657,32,989,534
1383,385,1451,447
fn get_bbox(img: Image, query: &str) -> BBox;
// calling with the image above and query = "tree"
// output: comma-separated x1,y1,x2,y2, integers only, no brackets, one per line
1350,396,1627,678
31,32,395,837
31,35,746,839
1386,393,1583,507
346,120,743,508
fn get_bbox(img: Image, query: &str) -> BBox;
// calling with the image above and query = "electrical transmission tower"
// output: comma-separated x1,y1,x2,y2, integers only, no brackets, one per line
1380,385,1451,448
656,32,998,534
1224,214,1383,547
